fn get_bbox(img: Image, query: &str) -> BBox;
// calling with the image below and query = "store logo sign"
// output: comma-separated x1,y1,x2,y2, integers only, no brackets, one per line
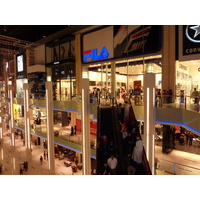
83,46,109,62
186,25,200,43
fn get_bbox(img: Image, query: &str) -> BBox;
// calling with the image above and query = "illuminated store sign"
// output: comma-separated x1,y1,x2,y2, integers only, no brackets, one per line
83,46,109,62
182,25,200,56
17,55,23,72
186,25,200,43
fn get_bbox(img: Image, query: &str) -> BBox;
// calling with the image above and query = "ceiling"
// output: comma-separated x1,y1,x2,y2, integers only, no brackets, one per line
0,25,92,60
0,25,71,43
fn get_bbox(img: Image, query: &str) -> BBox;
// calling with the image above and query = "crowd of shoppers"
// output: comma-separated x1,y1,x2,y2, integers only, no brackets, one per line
98,99,145,175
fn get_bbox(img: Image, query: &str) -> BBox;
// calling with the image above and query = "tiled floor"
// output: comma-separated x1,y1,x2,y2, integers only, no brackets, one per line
0,132,83,175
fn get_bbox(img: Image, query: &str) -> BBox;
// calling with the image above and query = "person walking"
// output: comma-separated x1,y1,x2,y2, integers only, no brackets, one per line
107,154,118,175
40,156,43,165
44,151,46,159
189,132,193,146
26,161,28,171
23,161,27,171
19,165,23,175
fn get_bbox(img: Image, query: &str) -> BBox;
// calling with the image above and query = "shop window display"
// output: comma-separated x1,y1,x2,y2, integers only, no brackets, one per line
88,56,162,105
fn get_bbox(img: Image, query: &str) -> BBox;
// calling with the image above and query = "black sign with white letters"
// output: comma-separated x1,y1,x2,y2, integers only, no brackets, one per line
183,25,200,56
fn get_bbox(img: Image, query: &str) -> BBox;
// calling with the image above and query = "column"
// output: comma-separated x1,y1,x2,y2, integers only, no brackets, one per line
0,113,2,145
75,34,82,95
46,81,55,175
81,78,91,175
162,25,176,93
23,83,31,158
143,73,156,175
8,84,15,147
0,99,3,145
111,62,116,98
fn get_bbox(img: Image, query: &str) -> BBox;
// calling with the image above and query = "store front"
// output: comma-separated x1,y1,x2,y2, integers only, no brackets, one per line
81,25,163,102
45,36,76,101
177,25,200,108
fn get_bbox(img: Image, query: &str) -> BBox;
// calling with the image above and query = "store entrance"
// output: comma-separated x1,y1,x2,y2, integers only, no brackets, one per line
177,59,200,97
88,55,162,103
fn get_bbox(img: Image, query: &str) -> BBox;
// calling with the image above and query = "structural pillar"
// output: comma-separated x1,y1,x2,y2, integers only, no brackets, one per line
162,25,176,93
143,73,156,175
46,81,55,175
81,78,91,175
75,34,82,95
111,62,116,98
23,83,31,158
0,100,3,145
8,84,15,147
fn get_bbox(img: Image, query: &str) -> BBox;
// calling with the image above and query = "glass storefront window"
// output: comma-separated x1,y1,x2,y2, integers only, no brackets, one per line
176,60,200,97
87,55,162,102
47,62,76,101
46,37,75,64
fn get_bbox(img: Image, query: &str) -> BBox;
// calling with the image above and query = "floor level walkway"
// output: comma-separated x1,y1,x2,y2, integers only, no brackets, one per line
0,132,83,175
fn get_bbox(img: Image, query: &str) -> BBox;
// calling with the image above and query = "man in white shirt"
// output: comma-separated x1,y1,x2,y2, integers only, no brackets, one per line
107,154,118,175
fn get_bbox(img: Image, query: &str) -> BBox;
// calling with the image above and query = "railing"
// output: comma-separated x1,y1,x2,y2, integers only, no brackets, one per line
13,119,97,150
14,93,82,102
156,158,200,175
129,94,200,113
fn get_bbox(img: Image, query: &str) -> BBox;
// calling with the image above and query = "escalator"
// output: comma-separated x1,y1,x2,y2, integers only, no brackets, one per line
96,103,127,175
96,98,151,175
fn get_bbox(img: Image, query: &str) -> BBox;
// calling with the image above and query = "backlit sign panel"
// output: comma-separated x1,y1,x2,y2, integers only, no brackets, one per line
179,25,200,61
17,55,23,72
83,46,109,62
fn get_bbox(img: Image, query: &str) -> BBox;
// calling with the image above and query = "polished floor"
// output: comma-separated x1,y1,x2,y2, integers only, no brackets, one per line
155,143,200,175
0,132,83,175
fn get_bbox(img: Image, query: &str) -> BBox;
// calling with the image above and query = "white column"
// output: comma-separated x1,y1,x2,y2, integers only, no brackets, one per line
8,85,15,147
111,62,116,98
23,83,31,158
81,79,91,175
143,73,156,175
46,81,55,175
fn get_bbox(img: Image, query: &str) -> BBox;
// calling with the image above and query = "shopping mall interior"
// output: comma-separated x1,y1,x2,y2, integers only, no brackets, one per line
0,25,200,179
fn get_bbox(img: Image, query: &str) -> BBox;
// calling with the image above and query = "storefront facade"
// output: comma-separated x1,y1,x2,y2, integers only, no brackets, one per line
177,25,200,98
45,36,76,101
81,25,163,101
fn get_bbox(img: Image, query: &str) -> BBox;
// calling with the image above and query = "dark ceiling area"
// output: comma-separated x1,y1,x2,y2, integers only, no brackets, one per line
0,25,92,59
0,25,71,43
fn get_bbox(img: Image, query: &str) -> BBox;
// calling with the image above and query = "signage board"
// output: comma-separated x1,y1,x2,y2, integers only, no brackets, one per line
179,25,200,61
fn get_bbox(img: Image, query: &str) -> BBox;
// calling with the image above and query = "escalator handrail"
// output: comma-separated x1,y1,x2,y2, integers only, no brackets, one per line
111,98,127,175
129,97,152,175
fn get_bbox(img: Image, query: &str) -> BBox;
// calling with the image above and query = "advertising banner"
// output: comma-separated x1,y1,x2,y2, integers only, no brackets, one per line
114,25,161,58
76,119,97,135
28,72,46,94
